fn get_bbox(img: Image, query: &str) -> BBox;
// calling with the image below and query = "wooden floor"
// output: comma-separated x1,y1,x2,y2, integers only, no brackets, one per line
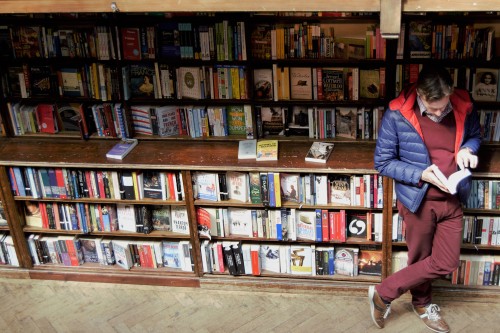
1,277,500,333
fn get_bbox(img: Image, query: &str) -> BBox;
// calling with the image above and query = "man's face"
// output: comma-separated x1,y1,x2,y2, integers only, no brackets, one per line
419,95,450,118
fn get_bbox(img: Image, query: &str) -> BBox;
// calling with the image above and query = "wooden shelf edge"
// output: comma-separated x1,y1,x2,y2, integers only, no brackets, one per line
0,267,31,279
29,269,201,287
0,0,500,14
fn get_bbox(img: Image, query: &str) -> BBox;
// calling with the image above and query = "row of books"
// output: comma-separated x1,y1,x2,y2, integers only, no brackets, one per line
7,25,116,60
254,66,386,103
6,102,129,138
451,255,500,286
250,22,385,60
462,215,500,246
0,233,19,266
464,179,500,209
193,171,384,208
27,234,194,271
201,241,381,277
131,104,253,139
393,213,500,247
405,21,496,61
480,110,500,143
123,64,251,101
3,20,247,62
23,200,190,235
197,206,383,242
8,166,185,202
4,63,121,101
395,64,500,103
396,250,500,286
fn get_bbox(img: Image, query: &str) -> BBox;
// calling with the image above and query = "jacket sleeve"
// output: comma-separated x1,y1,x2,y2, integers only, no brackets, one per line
374,110,426,186
460,108,481,154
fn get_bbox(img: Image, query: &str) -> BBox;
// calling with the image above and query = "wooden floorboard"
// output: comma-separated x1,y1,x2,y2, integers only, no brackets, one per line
0,277,499,332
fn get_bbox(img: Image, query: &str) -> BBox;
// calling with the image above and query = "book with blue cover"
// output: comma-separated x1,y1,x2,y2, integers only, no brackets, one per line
106,138,138,160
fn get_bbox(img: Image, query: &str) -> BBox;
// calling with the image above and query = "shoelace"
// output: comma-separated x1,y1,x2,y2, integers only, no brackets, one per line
383,305,391,319
425,304,442,321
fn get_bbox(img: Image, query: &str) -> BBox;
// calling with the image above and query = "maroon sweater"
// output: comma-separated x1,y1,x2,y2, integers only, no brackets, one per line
414,106,457,199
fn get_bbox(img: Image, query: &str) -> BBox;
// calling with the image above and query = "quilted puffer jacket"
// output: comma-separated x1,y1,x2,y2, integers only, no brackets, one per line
374,83,481,213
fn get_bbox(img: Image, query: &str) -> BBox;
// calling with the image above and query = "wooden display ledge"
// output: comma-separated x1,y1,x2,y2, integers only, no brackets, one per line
0,0,499,14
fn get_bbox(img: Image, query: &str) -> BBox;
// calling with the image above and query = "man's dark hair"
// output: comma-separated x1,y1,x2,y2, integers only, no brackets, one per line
416,65,454,102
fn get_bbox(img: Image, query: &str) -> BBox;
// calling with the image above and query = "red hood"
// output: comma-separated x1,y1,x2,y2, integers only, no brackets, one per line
388,83,473,156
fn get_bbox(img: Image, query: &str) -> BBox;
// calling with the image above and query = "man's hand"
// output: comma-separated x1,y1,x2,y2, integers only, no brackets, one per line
421,165,449,193
457,147,478,170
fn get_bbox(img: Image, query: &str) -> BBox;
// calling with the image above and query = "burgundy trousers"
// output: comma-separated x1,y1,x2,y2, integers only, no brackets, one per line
377,195,463,307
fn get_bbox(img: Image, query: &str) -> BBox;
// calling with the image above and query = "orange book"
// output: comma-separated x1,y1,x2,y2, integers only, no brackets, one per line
366,212,373,241
250,244,261,276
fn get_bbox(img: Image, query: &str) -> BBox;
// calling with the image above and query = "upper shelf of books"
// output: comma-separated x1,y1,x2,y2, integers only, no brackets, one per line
1,0,500,14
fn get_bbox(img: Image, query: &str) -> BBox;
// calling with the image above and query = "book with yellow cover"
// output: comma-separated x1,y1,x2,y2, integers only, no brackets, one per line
256,140,278,161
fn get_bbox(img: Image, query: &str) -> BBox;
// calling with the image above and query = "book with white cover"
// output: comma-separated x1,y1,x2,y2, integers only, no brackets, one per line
238,139,257,159
431,164,471,195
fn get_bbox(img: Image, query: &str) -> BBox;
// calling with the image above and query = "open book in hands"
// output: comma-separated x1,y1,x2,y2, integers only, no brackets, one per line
430,164,471,195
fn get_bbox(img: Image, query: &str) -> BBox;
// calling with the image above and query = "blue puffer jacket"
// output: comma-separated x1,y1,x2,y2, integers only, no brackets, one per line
374,84,481,213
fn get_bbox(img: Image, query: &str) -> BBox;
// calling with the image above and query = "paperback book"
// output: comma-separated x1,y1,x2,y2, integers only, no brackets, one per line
238,139,257,159
106,138,138,160
431,164,471,195
305,142,334,163
256,140,278,161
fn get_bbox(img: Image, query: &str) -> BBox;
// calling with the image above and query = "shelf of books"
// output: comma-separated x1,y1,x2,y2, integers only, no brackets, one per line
389,146,500,290
0,12,388,144
0,137,391,285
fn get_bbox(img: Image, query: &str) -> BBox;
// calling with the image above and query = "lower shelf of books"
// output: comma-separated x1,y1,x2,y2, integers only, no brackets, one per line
200,241,383,281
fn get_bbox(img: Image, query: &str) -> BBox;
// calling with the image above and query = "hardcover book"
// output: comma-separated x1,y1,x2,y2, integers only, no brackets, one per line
359,69,380,99
171,206,190,235
226,105,247,135
335,107,357,139
155,106,180,137
193,172,219,201
260,106,285,136
358,247,383,276
129,63,156,98
227,171,249,203
322,68,345,101
290,67,312,100
305,142,334,163
290,245,313,275
472,68,498,102
408,21,432,59
253,68,273,100
105,138,138,160
238,139,257,159
256,140,278,161
334,246,359,276
329,174,352,205
162,241,181,268
151,205,172,231
178,66,202,100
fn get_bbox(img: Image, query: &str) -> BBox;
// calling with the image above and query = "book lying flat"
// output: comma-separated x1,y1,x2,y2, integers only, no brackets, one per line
431,164,471,195
305,142,334,163
106,139,138,160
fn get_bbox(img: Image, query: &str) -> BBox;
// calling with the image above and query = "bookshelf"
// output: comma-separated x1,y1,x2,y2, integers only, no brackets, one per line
0,6,498,294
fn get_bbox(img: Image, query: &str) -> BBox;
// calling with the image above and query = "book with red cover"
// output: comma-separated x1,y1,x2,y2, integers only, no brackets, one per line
121,27,141,61
36,104,58,133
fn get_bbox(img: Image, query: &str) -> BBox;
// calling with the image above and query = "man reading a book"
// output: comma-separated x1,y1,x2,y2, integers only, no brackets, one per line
370,65,481,333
